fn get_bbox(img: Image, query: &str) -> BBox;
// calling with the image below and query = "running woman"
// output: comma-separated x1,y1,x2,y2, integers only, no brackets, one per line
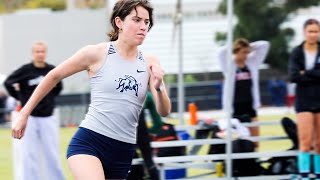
11,1,171,180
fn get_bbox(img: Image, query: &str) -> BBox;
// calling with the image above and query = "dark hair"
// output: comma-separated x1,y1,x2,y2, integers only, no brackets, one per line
108,0,154,41
233,38,250,53
303,18,320,29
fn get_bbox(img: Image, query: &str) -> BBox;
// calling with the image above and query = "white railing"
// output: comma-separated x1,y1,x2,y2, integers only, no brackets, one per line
133,120,298,179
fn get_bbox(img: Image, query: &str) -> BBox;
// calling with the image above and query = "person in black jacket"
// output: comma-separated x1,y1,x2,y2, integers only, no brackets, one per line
4,41,65,180
288,18,320,180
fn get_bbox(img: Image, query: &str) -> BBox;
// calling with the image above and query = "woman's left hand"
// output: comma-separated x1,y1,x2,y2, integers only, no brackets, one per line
149,64,165,89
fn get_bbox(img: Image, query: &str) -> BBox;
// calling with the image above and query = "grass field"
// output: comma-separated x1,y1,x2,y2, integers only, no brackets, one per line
0,127,76,180
0,113,295,180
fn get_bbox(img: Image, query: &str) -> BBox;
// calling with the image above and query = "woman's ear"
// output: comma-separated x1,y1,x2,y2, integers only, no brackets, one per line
115,17,123,30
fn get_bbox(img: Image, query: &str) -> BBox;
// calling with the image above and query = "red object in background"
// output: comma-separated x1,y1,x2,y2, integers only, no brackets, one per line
286,95,295,107
15,103,22,112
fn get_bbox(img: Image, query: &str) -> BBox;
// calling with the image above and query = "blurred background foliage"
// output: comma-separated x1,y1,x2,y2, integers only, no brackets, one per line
1,0,320,73
0,0,106,13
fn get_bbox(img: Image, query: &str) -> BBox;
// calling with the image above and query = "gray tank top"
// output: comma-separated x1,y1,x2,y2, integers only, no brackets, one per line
80,42,150,144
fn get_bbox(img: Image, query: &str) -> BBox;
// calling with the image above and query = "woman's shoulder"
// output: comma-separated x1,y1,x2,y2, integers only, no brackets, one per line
79,42,109,59
84,42,109,52
80,42,110,75
294,42,305,51
290,44,304,56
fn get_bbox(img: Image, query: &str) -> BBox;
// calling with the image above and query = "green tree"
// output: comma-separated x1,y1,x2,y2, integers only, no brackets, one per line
216,0,320,71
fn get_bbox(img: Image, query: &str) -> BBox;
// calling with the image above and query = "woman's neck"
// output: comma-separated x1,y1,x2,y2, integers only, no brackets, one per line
114,40,138,60
304,42,318,53
235,59,246,68
32,61,46,68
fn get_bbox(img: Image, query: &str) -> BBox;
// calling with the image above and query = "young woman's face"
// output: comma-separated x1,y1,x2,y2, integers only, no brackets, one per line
304,23,320,44
120,6,150,45
234,47,250,62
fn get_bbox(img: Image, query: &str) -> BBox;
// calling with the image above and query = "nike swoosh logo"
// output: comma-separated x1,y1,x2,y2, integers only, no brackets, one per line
137,69,146,73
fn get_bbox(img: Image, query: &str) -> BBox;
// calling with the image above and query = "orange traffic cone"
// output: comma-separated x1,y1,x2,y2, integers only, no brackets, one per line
189,103,198,125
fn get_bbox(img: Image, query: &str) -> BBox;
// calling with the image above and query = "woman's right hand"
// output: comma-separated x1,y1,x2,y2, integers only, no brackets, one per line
12,113,28,139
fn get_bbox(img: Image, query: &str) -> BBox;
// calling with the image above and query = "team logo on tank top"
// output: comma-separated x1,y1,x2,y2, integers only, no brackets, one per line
115,75,141,96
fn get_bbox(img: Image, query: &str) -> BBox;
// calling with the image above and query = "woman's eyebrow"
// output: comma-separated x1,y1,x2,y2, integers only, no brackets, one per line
134,16,149,21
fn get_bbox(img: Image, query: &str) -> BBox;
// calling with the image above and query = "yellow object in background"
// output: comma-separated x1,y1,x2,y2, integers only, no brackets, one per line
216,162,224,177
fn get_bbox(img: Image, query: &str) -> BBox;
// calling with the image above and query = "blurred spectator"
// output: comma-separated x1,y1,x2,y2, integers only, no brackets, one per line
288,18,320,180
286,81,296,108
267,78,286,106
4,95,17,122
0,90,7,124
4,41,65,180
0,90,17,124
217,38,270,148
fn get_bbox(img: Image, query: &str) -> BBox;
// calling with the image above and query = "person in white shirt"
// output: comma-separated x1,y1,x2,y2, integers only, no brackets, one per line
217,38,270,146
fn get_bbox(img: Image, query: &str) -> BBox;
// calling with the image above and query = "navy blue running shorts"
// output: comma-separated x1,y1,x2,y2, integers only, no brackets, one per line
67,127,136,179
